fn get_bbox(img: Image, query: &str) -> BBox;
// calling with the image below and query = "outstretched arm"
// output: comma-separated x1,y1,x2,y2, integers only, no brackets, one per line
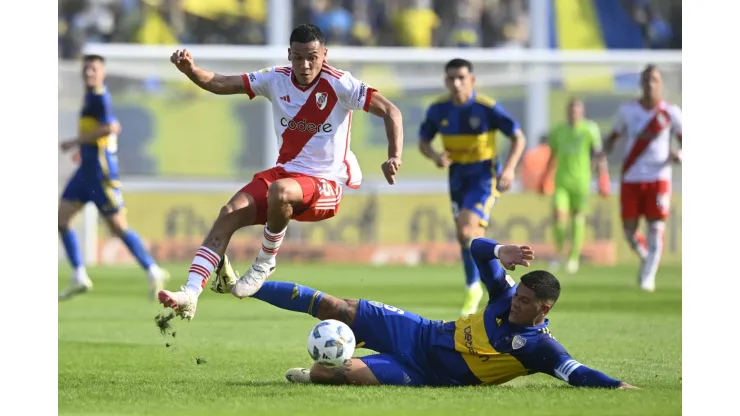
536,338,639,389
469,238,533,300
171,49,246,95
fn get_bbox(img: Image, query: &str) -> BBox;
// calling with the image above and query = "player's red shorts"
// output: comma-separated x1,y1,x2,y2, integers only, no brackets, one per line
620,179,671,220
240,166,343,225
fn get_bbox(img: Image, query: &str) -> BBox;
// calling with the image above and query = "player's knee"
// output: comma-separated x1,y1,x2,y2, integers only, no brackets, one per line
456,223,481,245
267,180,299,206
316,297,358,325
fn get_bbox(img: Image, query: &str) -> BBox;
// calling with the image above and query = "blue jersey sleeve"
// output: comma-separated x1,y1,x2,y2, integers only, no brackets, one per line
533,337,622,388
90,92,116,124
469,238,515,300
418,105,438,142
486,103,520,138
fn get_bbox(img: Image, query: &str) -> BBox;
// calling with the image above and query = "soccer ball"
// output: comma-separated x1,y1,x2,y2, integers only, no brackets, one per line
306,319,356,367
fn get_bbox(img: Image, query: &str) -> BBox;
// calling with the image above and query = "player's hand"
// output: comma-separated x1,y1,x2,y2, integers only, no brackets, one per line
497,244,534,271
598,172,611,198
497,167,515,192
60,139,78,153
433,151,451,169
617,382,640,390
381,156,402,185
171,49,195,74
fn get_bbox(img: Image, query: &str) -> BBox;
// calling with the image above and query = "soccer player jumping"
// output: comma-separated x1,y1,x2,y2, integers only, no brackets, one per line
158,24,404,320
605,64,682,292
417,59,527,317
220,238,637,389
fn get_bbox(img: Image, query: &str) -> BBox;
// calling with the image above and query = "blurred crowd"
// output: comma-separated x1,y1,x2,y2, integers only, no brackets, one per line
59,0,681,59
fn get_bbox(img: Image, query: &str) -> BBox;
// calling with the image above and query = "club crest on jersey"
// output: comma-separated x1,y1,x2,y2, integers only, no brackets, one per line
315,92,328,110
512,335,527,350
469,116,481,129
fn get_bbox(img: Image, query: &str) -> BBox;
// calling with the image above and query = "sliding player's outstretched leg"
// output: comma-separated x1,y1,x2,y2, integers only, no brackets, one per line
158,191,257,320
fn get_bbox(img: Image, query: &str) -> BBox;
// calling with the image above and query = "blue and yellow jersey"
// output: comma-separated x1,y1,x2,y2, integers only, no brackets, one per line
78,86,120,184
424,239,621,387
418,92,519,166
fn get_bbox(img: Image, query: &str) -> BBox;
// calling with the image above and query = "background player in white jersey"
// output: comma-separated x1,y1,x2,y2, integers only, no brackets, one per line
604,64,682,292
158,24,404,320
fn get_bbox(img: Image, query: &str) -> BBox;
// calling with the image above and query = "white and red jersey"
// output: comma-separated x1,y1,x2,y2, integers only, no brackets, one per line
610,100,682,183
240,62,376,189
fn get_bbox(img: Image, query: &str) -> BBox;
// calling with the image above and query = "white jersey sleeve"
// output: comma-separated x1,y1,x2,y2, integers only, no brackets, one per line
668,104,682,139
241,67,275,100
611,104,628,136
335,71,376,112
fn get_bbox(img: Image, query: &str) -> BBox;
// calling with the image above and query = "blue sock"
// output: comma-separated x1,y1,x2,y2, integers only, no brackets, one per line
462,246,480,287
59,228,83,269
121,230,156,270
253,281,325,317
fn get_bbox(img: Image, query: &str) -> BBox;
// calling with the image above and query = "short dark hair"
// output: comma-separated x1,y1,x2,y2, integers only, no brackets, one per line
642,63,658,76
83,54,105,63
290,24,325,45
445,58,473,73
520,270,561,305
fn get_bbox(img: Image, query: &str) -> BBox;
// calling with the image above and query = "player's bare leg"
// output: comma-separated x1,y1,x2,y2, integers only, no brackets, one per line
58,200,91,300
104,211,169,300
638,219,665,292
456,209,486,316
622,219,648,261
285,358,381,385
159,191,257,319
232,178,305,299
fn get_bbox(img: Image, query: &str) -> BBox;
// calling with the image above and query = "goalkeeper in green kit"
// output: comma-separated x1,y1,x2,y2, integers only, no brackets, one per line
540,98,610,274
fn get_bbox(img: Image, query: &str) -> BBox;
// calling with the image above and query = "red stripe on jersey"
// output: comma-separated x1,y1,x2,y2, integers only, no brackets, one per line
622,109,670,176
277,78,339,165
275,67,291,75
321,62,344,76
241,74,255,99
321,69,342,79
363,88,377,112
343,111,358,188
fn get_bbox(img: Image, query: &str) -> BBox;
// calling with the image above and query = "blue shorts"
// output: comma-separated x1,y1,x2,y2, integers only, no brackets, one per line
352,300,439,386
448,159,502,227
450,181,499,227
61,169,125,216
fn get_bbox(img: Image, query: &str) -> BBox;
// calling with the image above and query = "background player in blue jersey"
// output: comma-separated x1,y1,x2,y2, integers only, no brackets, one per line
417,58,527,317
58,54,169,301
217,239,637,389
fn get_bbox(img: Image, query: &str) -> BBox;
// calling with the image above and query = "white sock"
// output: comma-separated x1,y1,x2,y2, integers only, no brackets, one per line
73,266,89,284
257,226,286,262
639,221,665,288
147,264,164,281
186,246,221,297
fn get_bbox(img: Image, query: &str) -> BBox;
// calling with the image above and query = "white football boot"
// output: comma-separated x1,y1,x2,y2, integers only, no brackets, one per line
231,257,276,299
158,288,198,321
285,368,311,384
58,277,93,301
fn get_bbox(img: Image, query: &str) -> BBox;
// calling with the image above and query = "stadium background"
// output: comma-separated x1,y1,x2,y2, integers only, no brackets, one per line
57,0,682,268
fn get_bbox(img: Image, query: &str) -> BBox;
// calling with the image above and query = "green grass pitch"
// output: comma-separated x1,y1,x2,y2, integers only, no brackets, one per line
59,262,681,416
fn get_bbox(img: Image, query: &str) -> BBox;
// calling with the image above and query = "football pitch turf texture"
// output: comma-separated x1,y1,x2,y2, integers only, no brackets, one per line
59,262,681,416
